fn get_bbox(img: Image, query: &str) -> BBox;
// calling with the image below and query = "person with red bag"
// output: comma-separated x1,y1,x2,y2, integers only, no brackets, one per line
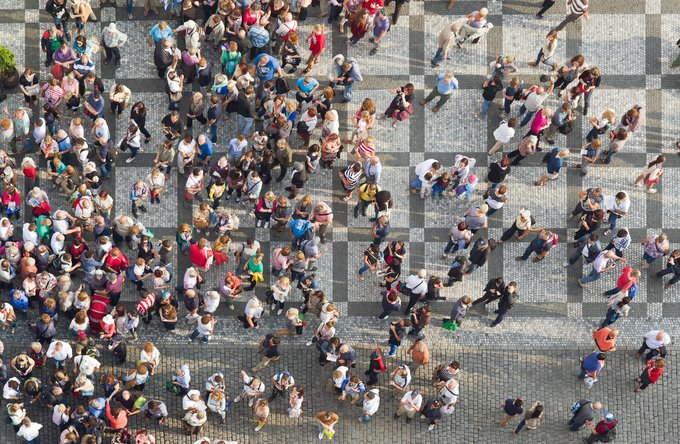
364,346,386,385
634,359,666,392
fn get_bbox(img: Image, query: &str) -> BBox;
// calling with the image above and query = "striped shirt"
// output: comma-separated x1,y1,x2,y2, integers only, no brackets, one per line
569,0,588,14
343,166,362,189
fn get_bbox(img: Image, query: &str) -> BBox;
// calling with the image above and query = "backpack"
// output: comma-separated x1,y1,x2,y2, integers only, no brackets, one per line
571,400,589,413
558,120,574,135
370,347,386,372
275,76,289,94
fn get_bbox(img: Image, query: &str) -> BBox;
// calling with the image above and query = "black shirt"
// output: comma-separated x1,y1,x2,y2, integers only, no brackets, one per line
234,93,256,118
375,190,392,212
482,81,504,101
161,114,182,133
487,162,510,184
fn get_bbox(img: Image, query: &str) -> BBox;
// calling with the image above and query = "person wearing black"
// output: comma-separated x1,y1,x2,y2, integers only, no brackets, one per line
371,189,393,222
565,233,601,267
408,305,432,339
154,39,176,79
445,255,468,287
473,277,504,308
423,277,445,302
467,237,496,274
160,111,183,141
487,156,511,192
378,290,401,321
578,67,601,116
234,86,257,137
499,397,524,427
490,282,519,327
480,76,504,118
79,72,105,97
365,348,384,386
535,0,556,19
46,0,71,41
130,101,151,143
573,210,605,249
421,398,443,431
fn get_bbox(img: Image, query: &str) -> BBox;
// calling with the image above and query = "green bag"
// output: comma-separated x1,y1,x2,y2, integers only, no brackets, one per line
442,320,459,331
165,381,181,395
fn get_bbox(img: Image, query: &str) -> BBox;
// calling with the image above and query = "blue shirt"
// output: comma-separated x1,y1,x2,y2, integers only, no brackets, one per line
87,94,105,117
196,137,214,159
248,26,270,49
228,139,246,159
530,234,552,253
547,147,563,173
149,24,173,43
296,77,319,94
582,352,603,374
373,15,390,37
252,54,280,81
436,73,459,95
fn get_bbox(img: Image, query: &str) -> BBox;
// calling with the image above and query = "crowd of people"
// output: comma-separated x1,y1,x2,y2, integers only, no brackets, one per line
0,0,673,442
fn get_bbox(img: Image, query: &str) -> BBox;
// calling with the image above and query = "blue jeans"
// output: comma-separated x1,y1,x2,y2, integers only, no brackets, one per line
579,267,601,284
603,287,620,296
643,252,656,264
431,47,444,66
189,328,209,342
486,207,499,216
521,245,539,260
519,104,536,127
388,344,398,355
504,98,514,114
100,162,113,178
127,0,133,14
358,264,370,275
209,123,217,143
343,82,353,102
514,419,527,434
444,238,463,255
359,413,372,423
481,100,492,117
237,115,253,136
608,212,620,231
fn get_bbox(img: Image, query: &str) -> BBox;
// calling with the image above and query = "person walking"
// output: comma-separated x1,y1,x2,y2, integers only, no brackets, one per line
636,330,671,361
592,327,619,353
513,401,544,436
578,250,626,287
657,250,680,289
442,295,472,330
499,397,524,428
488,118,517,155
634,359,666,392
515,230,557,263
569,399,601,432
420,70,458,113
101,23,127,68
633,155,665,194
600,295,631,328
578,351,606,389
584,413,617,444
473,277,504,310
640,233,670,269
603,265,639,297
553,0,590,33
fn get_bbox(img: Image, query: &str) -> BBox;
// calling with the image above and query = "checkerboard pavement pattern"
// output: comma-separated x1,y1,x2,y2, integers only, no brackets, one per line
2,0,680,442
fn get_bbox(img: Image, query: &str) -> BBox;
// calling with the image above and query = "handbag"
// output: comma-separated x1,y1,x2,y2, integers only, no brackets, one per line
583,375,597,389
170,90,183,102
442,319,459,331
50,63,64,80
165,380,181,395
558,120,574,135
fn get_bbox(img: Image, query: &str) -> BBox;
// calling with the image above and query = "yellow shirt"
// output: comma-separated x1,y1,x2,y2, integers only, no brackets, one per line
359,183,381,202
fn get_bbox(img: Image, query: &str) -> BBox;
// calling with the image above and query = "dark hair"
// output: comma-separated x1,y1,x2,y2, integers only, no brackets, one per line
596,353,607,360
588,233,599,242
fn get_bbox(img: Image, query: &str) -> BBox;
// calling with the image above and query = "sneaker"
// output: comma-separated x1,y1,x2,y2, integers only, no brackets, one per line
264,221,270,228
563,261,570,268
225,194,231,201
428,424,435,431
306,340,314,346
277,309,283,315
270,303,276,311
603,229,611,236
318,432,324,440
378,314,388,320
256,220,262,228
128,12,133,19
233,395,242,403
228,303,235,310
535,13,544,19
125,156,136,163
647,189,657,194
255,424,263,432
248,398,254,407
236,197,241,203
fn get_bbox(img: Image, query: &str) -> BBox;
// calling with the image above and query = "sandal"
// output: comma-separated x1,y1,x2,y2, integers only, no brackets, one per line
341,195,351,202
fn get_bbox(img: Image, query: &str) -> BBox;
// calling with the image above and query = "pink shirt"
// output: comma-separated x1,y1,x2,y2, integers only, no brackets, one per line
530,112,549,134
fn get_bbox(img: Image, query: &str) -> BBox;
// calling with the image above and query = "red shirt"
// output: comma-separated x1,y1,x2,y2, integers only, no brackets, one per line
615,267,636,292
309,31,326,56
189,244,213,269
105,251,129,273
645,361,664,383
362,0,384,15
23,166,36,180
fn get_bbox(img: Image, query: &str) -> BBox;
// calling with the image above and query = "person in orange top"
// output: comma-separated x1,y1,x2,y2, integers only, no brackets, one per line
634,359,666,392
592,327,618,352
407,338,430,373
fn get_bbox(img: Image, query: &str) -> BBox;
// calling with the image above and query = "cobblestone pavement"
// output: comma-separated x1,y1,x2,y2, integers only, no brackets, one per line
1,0,680,443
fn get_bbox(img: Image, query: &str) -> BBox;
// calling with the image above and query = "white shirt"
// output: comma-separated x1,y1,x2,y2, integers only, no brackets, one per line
392,366,412,389
3,378,21,400
52,406,69,426
644,330,671,349
74,355,101,376
405,275,427,296
245,298,263,319
242,375,265,396
401,391,422,412
415,159,438,182
140,347,160,365
524,92,548,112
22,224,39,245
493,121,515,143
203,293,220,314
46,342,73,361
333,366,349,388
592,251,610,273
17,422,42,440
362,393,380,415
196,317,213,335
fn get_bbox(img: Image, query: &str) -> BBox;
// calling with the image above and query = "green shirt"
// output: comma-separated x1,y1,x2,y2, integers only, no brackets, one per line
36,215,51,239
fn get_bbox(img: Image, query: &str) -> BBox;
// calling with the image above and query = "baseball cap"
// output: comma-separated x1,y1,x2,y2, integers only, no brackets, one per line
604,413,614,421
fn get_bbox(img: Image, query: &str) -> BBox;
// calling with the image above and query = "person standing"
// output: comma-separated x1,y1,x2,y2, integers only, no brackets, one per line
358,389,380,423
402,269,428,314
552,0,590,33
386,319,411,356
393,388,422,423
499,397,524,428
16,417,42,444
101,23,128,69
480,76,504,118
490,281,518,327
657,250,680,289
488,118,517,155
420,70,458,113
640,233,670,269
442,296,472,329
473,277,504,309
315,410,339,440
592,327,619,353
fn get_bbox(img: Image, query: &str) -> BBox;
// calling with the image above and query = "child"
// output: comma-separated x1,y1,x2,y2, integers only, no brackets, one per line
431,172,450,198
127,310,139,340
455,174,478,202
350,110,370,147
420,172,436,198
306,144,320,174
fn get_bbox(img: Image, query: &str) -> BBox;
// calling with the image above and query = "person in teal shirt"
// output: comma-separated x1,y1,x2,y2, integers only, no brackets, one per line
148,21,173,45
